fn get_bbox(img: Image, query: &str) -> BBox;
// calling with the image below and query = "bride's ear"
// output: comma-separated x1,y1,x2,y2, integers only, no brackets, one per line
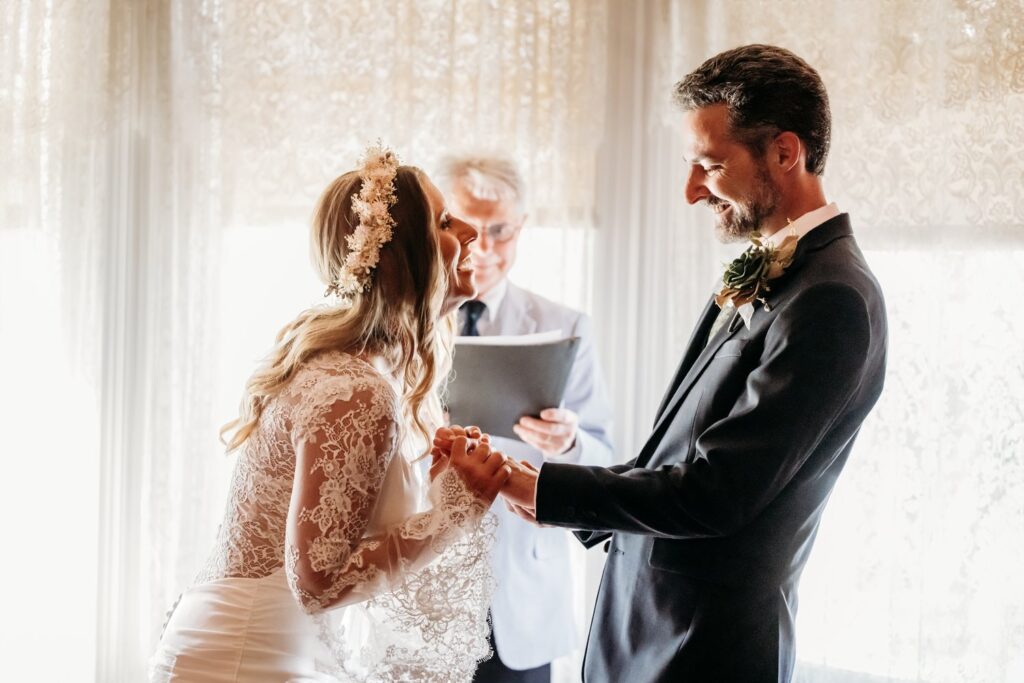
772,131,804,174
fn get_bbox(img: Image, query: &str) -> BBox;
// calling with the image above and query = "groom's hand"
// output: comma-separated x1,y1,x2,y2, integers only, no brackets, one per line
502,460,543,526
500,459,540,514
513,408,579,456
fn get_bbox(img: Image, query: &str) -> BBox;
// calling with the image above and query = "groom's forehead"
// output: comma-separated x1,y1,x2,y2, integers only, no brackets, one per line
680,104,734,159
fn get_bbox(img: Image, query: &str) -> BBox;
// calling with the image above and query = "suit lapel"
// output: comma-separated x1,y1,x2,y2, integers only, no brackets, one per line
653,297,719,421
636,213,856,469
645,308,744,445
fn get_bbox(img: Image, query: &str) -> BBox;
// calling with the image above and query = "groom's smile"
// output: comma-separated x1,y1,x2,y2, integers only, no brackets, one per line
680,103,783,243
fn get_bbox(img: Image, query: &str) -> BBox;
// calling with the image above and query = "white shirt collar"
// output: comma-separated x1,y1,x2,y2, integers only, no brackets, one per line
475,277,508,322
765,202,840,247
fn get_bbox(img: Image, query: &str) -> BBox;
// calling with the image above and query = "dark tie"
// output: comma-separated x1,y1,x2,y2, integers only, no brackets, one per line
460,300,487,336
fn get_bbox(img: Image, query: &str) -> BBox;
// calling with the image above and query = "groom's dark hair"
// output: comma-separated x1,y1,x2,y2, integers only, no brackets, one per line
673,44,831,176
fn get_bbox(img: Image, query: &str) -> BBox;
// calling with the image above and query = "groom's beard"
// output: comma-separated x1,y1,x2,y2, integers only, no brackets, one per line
710,163,781,244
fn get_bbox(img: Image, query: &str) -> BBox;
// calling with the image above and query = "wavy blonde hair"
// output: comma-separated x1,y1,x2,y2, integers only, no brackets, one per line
221,166,454,454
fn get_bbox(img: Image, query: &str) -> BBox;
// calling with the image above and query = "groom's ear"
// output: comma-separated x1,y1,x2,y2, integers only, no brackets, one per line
771,131,805,174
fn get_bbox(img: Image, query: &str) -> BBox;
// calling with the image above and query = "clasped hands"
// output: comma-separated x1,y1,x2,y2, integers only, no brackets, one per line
431,426,541,524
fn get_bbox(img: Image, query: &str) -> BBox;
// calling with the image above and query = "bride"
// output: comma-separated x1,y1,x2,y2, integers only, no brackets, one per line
151,145,511,682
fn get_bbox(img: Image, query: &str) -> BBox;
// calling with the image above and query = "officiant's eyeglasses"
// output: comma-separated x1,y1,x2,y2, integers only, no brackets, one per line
476,220,522,243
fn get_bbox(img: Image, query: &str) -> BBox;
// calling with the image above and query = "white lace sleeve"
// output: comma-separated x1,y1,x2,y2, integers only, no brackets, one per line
284,374,486,612
284,364,496,681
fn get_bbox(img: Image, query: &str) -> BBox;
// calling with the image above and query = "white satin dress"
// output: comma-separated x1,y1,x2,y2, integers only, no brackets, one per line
150,352,494,682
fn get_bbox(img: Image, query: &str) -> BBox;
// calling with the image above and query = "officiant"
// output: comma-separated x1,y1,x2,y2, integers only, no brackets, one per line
438,155,614,683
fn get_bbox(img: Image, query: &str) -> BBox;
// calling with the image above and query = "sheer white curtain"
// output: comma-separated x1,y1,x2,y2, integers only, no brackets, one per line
2,1,607,680
1,2,111,678
594,1,1024,682
3,1,233,677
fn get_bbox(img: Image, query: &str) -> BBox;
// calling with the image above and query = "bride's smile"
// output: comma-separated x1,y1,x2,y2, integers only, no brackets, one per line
421,176,479,312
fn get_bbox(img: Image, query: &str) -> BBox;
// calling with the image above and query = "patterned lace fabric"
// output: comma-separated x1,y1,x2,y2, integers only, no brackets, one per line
197,350,495,681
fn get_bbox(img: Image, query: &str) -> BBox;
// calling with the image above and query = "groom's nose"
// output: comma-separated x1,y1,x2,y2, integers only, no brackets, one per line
683,166,710,205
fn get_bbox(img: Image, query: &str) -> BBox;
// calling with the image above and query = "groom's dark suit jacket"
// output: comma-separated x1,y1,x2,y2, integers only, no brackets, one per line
536,215,887,683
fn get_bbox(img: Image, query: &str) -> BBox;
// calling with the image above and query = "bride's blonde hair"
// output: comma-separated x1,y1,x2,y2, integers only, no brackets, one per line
221,165,453,453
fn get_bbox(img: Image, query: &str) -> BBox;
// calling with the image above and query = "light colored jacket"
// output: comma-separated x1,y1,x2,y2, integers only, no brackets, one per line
462,282,614,670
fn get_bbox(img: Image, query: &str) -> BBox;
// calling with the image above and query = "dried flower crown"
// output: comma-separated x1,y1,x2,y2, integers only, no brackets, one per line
325,144,400,305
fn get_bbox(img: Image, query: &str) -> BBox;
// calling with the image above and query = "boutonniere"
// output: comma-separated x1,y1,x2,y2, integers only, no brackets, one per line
714,230,798,328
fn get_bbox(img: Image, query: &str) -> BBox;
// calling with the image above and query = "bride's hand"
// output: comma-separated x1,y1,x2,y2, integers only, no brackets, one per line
433,425,482,454
447,434,510,504
431,425,485,480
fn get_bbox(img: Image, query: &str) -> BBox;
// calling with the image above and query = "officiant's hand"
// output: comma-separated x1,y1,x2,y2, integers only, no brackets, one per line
513,408,579,457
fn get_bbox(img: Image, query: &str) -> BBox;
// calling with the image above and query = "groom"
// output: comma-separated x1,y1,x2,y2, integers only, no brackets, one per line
461,44,889,682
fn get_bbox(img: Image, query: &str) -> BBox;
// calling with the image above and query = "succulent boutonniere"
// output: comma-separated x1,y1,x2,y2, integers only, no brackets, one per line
714,231,798,328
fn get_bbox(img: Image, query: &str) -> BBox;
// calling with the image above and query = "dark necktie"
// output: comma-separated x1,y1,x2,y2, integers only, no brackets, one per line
460,300,487,336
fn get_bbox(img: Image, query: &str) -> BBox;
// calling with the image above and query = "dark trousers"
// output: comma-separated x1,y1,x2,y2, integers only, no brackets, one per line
473,625,551,683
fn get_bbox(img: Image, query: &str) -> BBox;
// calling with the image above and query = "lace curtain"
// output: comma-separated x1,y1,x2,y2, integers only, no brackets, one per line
595,2,1024,682
187,0,606,227
1,1,606,680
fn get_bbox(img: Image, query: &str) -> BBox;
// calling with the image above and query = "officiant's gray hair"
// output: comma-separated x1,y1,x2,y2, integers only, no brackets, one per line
673,44,831,176
436,154,527,216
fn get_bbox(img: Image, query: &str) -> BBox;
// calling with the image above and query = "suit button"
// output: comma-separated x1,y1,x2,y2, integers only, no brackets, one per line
602,541,611,554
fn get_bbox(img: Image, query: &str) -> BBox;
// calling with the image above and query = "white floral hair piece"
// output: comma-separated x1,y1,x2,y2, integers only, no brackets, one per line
326,144,400,305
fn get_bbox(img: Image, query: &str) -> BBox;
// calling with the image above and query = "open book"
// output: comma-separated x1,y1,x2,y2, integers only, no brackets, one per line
446,331,580,440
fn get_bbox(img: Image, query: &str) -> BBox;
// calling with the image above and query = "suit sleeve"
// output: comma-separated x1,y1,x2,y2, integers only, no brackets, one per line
570,457,639,547
544,312,615,467
535,282,874,539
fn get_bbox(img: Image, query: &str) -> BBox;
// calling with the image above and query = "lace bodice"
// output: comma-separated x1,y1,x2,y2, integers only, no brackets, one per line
191,351,494,680
199,351,396,585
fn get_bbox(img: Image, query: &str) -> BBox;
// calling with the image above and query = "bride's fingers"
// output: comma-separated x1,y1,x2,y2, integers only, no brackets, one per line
472,444,508,475
485,451,509,475
470,441,493,464
450,436,469,461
